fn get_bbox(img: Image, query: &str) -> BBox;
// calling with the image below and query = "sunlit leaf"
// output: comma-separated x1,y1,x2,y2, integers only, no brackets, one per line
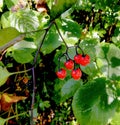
80,62,98,78
0,0,3,12
111,112,120,125
0,66,12,87
57,18,82,46
96,43,120,77
5,0,18,10
1,11,10,28
50,0,77,20
0,27,20,47
9,9,39,32
10,40,37,50
41,25,61,54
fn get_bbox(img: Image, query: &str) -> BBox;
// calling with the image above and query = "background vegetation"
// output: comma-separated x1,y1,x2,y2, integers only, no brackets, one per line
0,0,120,125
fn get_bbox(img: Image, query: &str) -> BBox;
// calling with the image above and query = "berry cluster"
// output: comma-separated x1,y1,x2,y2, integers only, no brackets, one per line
56,54,90,80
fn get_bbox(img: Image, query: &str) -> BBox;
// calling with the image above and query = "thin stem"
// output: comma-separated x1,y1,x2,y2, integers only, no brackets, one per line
30,67,36,125
54,21,68,50
54,21,72,60
11,68,32,75
6,112,27,121
75,40,84,55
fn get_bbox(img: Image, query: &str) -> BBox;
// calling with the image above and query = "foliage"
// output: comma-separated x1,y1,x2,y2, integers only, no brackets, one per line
0,0,120,125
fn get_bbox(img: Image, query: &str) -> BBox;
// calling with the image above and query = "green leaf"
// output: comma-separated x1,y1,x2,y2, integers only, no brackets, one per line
0,117,6,125
58,18,82,46
111,112,120,125
0,66,12,87
0,0,3,12
6,40,36,64
97,43,120,77
111,57,120,68
1,11,10,28
61,79,82,102
11,49,34,64
80,62,98,78
79,38,99,61
0,27,20,47
72,77,117,125
9,9,39,32
10,40,37,50
39,101,50,111
61,19,82,38
50,0,77,20
41,25,61,54
5,0,18,10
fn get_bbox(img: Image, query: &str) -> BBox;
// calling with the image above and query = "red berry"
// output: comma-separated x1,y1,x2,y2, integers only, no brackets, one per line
64,60,74,70
74,54,81,64
74,54,90,66
56,68,66,79
71,68,82,80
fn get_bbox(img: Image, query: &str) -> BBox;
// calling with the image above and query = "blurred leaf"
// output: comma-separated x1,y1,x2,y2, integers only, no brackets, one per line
1,93,27,103
111,57,120,68
0,66,12,87
50,0,77,20
61,79,82,102
41,25,61,54
38,13,50,29
39,100,50,111
0,27,20,47
97,43,120,77
0,117,6,125
33,108,38,118
1,11,10,28
0,0,3,12
111,112,120,125
72,77,117,125
9,9,39,32
5,0,18,10
1,93,27,111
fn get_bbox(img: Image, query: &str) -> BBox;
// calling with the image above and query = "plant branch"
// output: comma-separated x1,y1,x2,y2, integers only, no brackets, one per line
30,21,54,125
75,40,85,55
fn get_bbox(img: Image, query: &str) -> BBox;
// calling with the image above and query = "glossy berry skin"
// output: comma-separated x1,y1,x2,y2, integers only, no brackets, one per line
74,54,90,66
71,68,82,80
64,60,74,70
56,68,66,80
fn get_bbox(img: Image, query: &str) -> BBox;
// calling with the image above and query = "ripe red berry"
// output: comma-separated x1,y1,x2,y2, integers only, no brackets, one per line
71,68,82,80
64,59,74,70
56,68,66,79
74,54,90,66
